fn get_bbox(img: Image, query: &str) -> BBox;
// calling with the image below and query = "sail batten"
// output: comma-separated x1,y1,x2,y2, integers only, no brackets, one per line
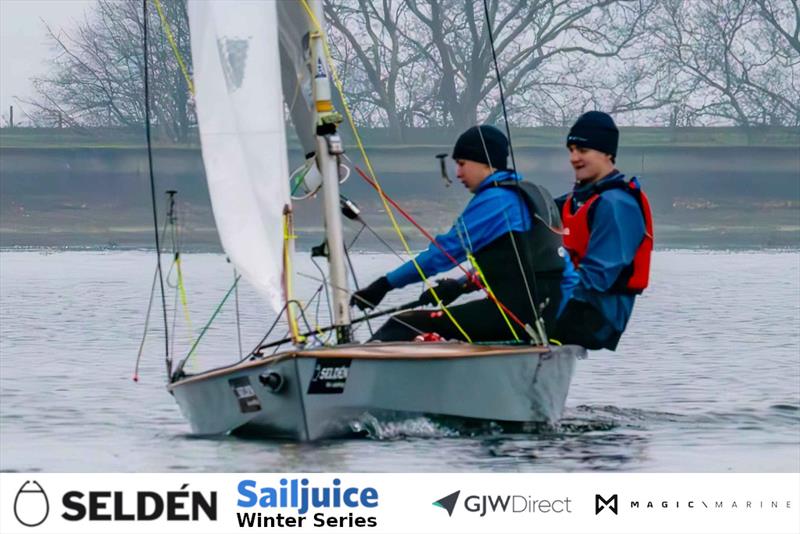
188,1,292,312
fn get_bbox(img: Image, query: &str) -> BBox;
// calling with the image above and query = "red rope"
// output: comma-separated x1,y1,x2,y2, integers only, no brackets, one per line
354,165,529,333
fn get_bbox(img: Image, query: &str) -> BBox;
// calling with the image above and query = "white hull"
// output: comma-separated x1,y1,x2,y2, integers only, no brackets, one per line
169,342,583,441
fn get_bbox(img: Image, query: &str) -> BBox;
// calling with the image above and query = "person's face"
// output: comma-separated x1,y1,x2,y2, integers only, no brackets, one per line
567,144,615,184
455,159,492,192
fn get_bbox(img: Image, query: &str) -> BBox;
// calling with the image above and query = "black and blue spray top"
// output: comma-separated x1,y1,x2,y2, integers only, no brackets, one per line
386,170,578,311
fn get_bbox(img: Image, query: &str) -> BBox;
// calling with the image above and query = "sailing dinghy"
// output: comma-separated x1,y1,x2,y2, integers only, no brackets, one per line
165,0,584,440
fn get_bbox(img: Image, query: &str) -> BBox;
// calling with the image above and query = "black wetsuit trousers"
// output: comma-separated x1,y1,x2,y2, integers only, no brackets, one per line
369,278,562,343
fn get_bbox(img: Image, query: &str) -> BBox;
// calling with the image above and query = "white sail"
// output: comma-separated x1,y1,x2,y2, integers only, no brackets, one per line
277,0,316,158
187,0,292,312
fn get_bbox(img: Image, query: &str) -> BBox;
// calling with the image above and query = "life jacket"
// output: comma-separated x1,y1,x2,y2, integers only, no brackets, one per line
561,176,653,294
471,179,566,332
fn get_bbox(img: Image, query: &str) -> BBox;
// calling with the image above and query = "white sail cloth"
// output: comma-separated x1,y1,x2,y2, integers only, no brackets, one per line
187,1,292,312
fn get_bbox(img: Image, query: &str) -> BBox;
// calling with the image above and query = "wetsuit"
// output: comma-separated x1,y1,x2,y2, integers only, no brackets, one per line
370,170,577,342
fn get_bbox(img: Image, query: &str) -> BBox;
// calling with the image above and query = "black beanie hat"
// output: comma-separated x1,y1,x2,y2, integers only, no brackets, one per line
567,111,619,157
452,125,509,170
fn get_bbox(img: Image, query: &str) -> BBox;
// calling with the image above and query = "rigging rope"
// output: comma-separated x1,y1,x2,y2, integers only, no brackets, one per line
480,0,546,341
298,0,472,342
153,0,540,343
282,210,304,344
174,275,241,377
450,166,521,340
233,267,243,359
142,0,171,376
133,215,170,382
153,0,195,95
354,165,533,336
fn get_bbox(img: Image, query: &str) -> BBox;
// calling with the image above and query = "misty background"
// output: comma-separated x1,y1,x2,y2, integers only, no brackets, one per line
0,0,798,250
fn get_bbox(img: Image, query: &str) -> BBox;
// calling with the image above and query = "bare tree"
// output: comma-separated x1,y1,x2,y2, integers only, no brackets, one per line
325,0,437,141
650,0,799,130
754,0,800,55
26,0,194,141
403,0,651,130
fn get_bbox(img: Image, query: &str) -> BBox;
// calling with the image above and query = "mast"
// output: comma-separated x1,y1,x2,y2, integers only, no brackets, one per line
309,0,352,343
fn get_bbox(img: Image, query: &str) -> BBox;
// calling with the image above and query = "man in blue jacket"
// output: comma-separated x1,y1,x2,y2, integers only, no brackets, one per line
554,111,653,350
351,125,577,343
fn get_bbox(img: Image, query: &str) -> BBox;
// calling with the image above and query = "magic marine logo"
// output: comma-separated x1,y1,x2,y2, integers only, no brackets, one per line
236,478,378,528
433,489,572,517
595,494,618,515
594,492,795,515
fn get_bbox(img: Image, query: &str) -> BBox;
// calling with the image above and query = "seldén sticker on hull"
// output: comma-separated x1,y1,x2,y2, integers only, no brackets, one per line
307,359,351,394
229,376,262,413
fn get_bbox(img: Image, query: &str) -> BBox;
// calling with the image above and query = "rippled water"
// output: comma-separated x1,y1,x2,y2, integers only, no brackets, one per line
1,250,798,472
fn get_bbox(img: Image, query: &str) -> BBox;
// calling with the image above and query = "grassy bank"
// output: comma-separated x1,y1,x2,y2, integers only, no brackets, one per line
1,125,798,149
2,126,797,251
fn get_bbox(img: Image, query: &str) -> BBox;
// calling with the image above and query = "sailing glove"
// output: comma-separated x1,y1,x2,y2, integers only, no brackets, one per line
351,276,392,310
419,278,470,306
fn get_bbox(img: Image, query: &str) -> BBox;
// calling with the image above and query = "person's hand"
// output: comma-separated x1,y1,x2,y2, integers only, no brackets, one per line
350,276,392,311
419,278,466,306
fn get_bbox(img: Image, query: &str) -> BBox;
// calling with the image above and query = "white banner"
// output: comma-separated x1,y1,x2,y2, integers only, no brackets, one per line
1,473,798,534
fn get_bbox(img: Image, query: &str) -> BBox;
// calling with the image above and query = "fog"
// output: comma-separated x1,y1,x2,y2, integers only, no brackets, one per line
0,0,92,124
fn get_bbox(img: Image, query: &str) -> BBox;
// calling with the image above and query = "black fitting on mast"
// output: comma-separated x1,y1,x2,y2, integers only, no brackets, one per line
435,153,453,187
340,195,361,220
335,325,352,344
166,190,177,225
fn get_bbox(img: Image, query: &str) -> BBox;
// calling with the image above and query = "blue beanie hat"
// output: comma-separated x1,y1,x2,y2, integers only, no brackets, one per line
567,111,619,157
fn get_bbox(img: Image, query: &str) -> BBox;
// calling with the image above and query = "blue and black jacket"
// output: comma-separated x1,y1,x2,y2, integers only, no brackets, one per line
386,170,578,332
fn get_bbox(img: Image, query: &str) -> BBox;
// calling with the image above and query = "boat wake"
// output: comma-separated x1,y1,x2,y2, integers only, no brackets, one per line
349,413,464,440
348,405,684,441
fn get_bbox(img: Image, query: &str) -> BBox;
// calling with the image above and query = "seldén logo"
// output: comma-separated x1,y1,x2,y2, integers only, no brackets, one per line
61,484,216,522
14,481,50,527
432,491,460,517
11,481,216,526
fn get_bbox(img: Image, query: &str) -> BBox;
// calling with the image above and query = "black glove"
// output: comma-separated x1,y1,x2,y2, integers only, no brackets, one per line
350,276,392,310
419,278,468,306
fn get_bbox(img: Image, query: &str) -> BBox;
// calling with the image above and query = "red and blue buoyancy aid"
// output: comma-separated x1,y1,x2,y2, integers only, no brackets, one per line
561,176,653,294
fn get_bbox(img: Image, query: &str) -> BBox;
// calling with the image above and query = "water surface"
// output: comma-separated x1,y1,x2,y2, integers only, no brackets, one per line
1,250,798,472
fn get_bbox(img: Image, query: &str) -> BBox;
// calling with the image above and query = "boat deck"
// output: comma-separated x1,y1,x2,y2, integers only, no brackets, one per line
169,341,551,388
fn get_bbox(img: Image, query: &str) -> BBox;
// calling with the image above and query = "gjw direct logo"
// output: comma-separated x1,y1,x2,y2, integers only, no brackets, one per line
11,480,216,527
433,489,572,517
432,491,460,517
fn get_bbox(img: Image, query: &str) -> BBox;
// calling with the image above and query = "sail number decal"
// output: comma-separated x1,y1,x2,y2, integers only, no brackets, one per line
307,358,351,394
229,376,262,413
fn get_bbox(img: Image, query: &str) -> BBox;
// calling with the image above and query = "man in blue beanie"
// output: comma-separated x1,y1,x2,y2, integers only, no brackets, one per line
554,111,654,350
351,124,577,343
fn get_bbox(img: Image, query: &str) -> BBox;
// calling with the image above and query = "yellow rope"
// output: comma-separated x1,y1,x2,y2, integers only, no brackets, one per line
156,0,471,341
153,0,195,96
175,256,194,331
456,222,518,340
283,210,305,344
174,255,198,368
467,252,520,341
299,0,471,342
155,4,309,344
